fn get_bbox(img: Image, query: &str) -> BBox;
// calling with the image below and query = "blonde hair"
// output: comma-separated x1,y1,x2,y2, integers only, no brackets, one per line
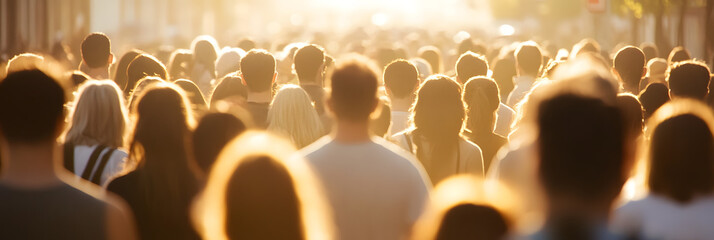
64,80,128,148
193,131,333,240
267,84,325,148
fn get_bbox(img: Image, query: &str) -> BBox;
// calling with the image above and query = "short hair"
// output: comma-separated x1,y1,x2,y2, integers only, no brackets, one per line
126,54,167,95
538,94,624,202
436,204,509,240
639,42,659,62
418,46,442,74
215,48,244,79
6,53,44,74
667,60,711,100
613,46,646,93
237,38,256,52
492,57,516,100
0,69,65,143
667,46,691,65
293,44,325,83
647,100,714,203
192,112,246,174
65,80,127,148
210,74,248,107
456,52,489,84
80,32,111,68
383,59,419,98
329,55,379,121
515,42,543,76
240,49,276,92
638,82,670,119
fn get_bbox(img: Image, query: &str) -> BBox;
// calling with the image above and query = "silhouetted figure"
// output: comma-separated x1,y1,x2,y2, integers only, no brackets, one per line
301,55,430,240
210,73,248,108
613,46,646,94
192,112,246,176
79,32,113,80
215,48,244,79
167,49,193,81
639,42,659,62
294,44,327,117
638,82,670,119
455,51,489,85
613,100,714,239
667,46,691,65
393,75,484,183
240,49,276,128
113,49,143,90
190,36,219,96
383,59,419,135
0,69,136,240
463,76,508,172
175,79,208,112
125,54,168,96
436,204,508,240
507,41,543,107
667,60,711,101
638,58,667,92
107,83,200,240
419,46,443,74
267,85,326,148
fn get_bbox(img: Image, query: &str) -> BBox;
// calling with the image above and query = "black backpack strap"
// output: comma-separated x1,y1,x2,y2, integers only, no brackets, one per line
81,145,107,181
90,148,116,185
63,143,75,173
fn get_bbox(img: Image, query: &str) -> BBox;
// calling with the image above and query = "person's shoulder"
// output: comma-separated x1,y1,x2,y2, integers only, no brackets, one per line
461,137,483,154
499,102,516,114
106,170,139,194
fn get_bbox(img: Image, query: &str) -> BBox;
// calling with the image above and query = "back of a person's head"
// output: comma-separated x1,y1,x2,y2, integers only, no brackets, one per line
571,38,601,59
65,80,127,148
537,94,624,202
492,57,516,98
613,46,646,93
293,44,325,83
240,49,276,93
456,52,489,84
645,57,668,81
126,54,167,94
384,59,419,99
410,58,433,81
329,55,379,122
215,48,244,79
370,98,392,138
191,35,219,66
128,76,164,110
80,32,112,68
418,46,443,74
114,49,143,90
435,204,508,240
268,85,324,149
667,46,691,65
639,42,659,62
616,93,644,137
237,38,257,52
638,82,670,119
413,75,465,141
515,41,543,76
174,79,208,110
132,83,193,160
0,69,65,143
647,100,714,203
192,112,246,174
6,53,44,74
210,74,248,107
667,60,711,100
168,49,193,81
463,77,499,132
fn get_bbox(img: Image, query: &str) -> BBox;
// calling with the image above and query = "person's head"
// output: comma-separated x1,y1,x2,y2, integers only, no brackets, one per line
570,38,601,59
370,98,392,138
327,55,379,123
126,54,168,95
0,69,65,144
638,82,670,120
667,60,711,100
616,93,644,138
456,52,489,84
410,58,433,81
383,59,419,99
434,204,508,240
128,76,164,110
463,77,500,133
268,85,325,149
6,53,44,74
613,46,646,94
237,38,256,52
215,48,244,79
113,50,143,90
195,131,332,240
210,73,248,108
639,42,659,62
645,58,668,84
240,49,276,93
492,57,516,101
65,80,128,148
168,49,193,81
80,32,113,69
293,44,326,84
191,35,219,68
418,46,443,74
537,94,625,209
515,41,543,77
174,79,208,111
646,99,714,203
192,112,246,175
667,46,691,65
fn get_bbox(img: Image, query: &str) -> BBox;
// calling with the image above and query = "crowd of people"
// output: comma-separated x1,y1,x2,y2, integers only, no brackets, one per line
0,30,713,240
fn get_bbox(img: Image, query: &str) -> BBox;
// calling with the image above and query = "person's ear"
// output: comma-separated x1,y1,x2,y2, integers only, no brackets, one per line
641,67,647,78
240,74,247,85
272,72,278,83
108,53,115,66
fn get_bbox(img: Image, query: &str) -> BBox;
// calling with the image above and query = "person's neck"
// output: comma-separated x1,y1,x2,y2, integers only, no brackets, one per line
299,79,322,87
333,119,372,144
389,96,414,112
246,90,272,103
80,64,109,80
0,140,63,188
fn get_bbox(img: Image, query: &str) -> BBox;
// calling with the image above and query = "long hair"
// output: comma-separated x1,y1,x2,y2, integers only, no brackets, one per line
194,131,333,240
410,75,465,165
129,82,199,237
268,85,325,149
64,80,128,148
463,77,500,135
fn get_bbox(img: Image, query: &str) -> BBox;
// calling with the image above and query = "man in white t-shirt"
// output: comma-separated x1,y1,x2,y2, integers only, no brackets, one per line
383,59,420,136
302,55,431,240
506,41,543,108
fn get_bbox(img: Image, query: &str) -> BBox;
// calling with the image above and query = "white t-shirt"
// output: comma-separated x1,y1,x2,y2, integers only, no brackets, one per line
72,145,127,187
389,111,410,136
495,103,515,137
301,136,431,240
506,75,536,108
612,194,714,240
392,132,484,184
